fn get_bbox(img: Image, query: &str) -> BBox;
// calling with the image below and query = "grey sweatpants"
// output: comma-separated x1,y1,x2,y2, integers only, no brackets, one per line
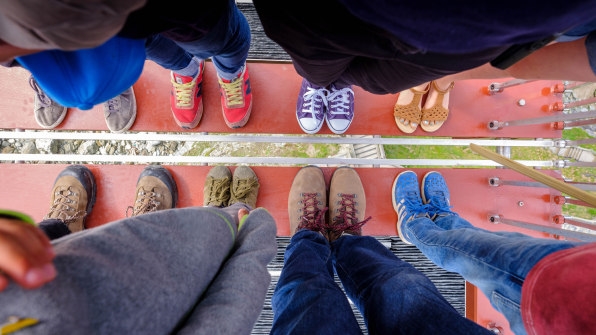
0,206,277,334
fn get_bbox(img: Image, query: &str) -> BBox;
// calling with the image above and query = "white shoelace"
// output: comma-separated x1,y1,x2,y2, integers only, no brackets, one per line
301,87,329,119
327,87,353,116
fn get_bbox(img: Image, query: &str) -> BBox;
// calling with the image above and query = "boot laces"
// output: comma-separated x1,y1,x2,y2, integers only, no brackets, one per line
127,188,161,216
329,193,371,235
206,177,231,206
297,192,327,233
44,187,86,224
232,178,258,200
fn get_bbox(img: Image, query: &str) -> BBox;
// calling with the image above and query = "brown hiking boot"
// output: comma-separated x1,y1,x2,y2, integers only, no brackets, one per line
203,166,232,207
327,167,371,242
229,166,260,208
288,165,327,236
128,165,178,216
44,165,96,233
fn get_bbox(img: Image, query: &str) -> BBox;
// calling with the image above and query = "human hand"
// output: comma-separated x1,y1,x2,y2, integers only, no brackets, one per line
0,218,56,291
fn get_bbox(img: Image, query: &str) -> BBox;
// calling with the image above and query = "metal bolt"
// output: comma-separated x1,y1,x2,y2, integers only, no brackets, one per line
517,99,526,106
488,214,501,224
487,121,501,130
488,177,500,187
518,201,524,207
487,322,504,334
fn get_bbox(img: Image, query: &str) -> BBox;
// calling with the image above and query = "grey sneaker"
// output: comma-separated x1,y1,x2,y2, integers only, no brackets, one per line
325,84,354,134
229,166,260,208
44,165,97,233
203,166,232,207
327,167,370,242
128,165,178,216
296,78,328,134
30,76,67,129
103,87,137,133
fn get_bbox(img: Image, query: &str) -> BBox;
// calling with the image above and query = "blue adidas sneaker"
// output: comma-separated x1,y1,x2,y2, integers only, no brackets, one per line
392,170,429,244
421,171,457,220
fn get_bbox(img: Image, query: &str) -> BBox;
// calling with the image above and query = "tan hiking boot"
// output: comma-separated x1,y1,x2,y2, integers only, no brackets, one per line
229,166,260,208
203,166,232,207
328,167,371,242
128,165,178,216
288,166,327,236
44,165,96,233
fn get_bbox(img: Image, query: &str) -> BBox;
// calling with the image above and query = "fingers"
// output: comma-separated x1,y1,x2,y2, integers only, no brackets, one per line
237,208,250,221
237,208,251,229
0,218,56,290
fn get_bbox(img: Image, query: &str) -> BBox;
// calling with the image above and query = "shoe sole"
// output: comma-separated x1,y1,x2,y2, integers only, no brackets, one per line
391,170,416,244
224,100,252,129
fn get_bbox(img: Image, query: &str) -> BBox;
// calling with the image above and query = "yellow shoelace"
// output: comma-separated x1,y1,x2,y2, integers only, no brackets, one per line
219,77,244,106
172,79,195,108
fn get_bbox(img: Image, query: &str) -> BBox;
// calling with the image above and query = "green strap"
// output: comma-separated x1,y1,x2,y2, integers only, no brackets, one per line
0,209,35,226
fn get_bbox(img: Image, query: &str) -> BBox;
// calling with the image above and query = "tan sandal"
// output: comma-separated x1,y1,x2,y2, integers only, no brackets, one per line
420,81,454,132
393,84,429,134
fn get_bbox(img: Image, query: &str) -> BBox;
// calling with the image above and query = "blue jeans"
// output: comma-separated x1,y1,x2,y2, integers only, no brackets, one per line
401,215,582,335
145,0,250,75
271,230,491,335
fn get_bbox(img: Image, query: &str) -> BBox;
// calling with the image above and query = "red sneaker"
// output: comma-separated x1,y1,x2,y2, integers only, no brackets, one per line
170,60,204,129
218,65,252,128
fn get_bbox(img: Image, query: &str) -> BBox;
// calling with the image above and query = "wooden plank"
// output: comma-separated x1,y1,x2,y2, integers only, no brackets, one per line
0,63,562,138
0,164,562,238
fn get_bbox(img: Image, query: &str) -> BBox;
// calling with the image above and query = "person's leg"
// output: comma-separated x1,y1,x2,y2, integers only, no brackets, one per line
271,230,360,335
145,34,204,129
176,208,277,335
332,235,492,335
171,0,250,77
394,170,582,334
0,207,241,334
167,0,252,128
271,166,360,334
145,34,194,72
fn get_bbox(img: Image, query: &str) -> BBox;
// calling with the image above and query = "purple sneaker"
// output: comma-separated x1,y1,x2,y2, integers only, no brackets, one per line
326,84,354,134
296,78,328,134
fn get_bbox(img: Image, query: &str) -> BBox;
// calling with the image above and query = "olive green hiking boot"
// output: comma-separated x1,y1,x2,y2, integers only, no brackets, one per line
44,165,97,233
288,165,327,236
229,166,260,208
128,165,178,216
203,166,232,207
327,167,371,242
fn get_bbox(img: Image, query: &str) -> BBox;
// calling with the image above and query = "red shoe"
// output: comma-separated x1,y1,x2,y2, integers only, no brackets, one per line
218,65,252,128
170,60,204,129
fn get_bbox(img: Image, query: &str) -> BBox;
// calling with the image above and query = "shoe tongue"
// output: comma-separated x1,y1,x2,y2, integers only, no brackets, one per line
174,72,196,85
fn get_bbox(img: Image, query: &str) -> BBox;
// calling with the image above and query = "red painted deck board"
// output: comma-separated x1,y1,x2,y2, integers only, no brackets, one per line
0,164,561,239
0,62,563,139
